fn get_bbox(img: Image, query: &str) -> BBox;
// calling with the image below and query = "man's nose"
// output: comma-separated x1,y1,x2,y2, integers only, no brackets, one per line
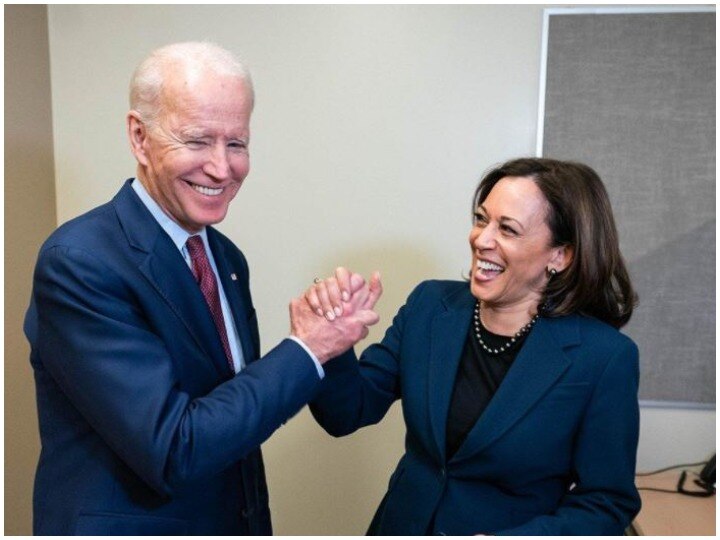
204,144,231,181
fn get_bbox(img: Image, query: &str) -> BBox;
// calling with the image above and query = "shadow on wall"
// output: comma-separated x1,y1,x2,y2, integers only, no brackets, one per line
625,219,715,404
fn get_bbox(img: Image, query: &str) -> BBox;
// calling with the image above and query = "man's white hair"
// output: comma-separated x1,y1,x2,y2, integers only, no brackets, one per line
129,41,254,127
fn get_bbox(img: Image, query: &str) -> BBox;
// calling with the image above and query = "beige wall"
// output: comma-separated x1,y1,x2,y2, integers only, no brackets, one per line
5,5,715,536
5,5,57,535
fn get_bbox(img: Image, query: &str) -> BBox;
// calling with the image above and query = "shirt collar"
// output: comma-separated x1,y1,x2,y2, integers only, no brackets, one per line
131,178,208,250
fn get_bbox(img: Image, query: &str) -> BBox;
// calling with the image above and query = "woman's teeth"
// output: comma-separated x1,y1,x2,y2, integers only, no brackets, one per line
477,260,504,272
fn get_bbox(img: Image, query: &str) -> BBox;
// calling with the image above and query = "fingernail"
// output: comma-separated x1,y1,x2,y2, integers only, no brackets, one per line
326,311,335,321
342,291,350,301
334,306,342,317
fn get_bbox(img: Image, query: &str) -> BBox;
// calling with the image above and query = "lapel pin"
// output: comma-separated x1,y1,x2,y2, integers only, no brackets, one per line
230,273,238,281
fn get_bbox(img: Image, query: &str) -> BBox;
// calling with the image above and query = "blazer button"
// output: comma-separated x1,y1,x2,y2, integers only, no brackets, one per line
241,507,254,519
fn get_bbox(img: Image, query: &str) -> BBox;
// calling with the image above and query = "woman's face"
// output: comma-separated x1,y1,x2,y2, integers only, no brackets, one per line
469,176,569,311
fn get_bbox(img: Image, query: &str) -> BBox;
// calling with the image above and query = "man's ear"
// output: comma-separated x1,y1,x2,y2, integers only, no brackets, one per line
127,111,150,166
550,244,574,273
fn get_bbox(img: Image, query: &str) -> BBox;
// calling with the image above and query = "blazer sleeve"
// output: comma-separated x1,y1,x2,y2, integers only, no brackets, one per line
310,282,429,436
29,244,322,497
496,338,641,535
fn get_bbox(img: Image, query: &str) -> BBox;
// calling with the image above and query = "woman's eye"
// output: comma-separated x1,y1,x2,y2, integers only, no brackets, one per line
501,225,517,235
474,213,488,225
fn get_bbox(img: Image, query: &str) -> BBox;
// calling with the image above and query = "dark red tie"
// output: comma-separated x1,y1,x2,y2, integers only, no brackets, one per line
186,235,234,370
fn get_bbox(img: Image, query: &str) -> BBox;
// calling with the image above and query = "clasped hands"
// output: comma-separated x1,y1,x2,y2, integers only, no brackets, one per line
290,267,383,364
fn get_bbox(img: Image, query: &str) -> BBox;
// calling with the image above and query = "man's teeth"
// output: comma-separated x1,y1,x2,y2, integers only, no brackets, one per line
477,260,504,272
191,183,224,196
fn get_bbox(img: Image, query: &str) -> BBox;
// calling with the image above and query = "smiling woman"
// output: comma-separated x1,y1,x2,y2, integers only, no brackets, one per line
472,158,636,329
306,157,641,535
469,175,572,335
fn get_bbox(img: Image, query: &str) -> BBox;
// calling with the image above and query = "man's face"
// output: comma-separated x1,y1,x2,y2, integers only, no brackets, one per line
134,71,252,233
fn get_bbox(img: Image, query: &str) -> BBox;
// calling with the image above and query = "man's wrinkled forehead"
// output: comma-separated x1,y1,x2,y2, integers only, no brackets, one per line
157,64,251,113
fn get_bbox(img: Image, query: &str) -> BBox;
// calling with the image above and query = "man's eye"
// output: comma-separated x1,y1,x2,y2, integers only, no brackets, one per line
228,141,248,150
186,140,206,147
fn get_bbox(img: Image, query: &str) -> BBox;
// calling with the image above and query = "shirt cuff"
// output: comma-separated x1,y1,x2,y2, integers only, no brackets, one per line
287,336,325,379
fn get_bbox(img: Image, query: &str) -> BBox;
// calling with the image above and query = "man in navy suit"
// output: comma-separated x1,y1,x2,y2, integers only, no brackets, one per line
24,42,380,535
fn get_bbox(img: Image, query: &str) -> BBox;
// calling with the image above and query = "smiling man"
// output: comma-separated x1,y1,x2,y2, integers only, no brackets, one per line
128,55,252,233
24,42,380,535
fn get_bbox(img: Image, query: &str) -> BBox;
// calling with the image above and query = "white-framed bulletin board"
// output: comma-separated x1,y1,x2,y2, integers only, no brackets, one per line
538,6,715,407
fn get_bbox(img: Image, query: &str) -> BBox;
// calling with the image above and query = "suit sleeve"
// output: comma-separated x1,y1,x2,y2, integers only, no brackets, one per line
31,244,321,497
496,338,641,535
310,283,427,436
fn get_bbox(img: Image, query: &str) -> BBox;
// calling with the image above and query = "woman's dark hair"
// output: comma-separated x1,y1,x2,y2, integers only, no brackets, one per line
473,157,637,328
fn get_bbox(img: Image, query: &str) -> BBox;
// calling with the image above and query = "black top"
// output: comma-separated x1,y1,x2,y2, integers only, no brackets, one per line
445,316,531,458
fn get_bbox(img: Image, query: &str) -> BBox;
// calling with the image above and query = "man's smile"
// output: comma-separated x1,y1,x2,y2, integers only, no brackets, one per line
184,179,225,196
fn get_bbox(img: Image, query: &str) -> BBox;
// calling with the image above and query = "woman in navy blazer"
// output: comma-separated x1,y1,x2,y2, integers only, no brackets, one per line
307,158,641,535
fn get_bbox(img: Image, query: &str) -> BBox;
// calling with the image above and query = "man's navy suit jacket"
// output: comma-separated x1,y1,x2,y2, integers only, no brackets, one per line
311,280,641,535
25,180,321,535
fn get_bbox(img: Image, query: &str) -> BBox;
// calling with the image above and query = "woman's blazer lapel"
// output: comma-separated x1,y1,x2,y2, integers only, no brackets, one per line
450,316,581,463
426,287,474,463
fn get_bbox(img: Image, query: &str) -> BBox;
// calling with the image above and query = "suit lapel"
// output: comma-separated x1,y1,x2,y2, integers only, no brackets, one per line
427,288,474,463
113,180,232,379
450,317,576,462
207,230,257,364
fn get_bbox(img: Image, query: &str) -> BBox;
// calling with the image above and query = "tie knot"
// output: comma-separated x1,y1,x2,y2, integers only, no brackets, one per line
186,235,205,257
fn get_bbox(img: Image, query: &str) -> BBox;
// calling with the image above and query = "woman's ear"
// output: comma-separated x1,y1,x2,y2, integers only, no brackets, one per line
550,244,574,273
127,111,150,167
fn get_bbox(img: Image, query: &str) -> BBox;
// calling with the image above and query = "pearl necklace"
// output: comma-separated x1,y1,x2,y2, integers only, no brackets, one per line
473,302,538,355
